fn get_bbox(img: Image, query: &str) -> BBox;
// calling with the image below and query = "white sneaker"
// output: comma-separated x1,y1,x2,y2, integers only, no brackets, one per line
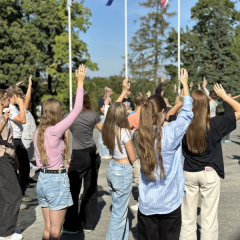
22,195,33,202
20,203,28,210
130,203,139,211
0,233,23,239
101,155,112,160
30,162,37,170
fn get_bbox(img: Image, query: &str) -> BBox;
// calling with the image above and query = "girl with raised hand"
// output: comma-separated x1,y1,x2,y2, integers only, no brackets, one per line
180,84,240,240
135,69,194,240
102,79,136,240
0,90,23,240
34,64,86,240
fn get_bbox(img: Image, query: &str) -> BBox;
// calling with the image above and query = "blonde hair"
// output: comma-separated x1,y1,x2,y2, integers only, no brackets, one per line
7,86,24,98
0,89,7,100
135,95,167,180
37,98,69,165
102,102,130,152
102,87,112,99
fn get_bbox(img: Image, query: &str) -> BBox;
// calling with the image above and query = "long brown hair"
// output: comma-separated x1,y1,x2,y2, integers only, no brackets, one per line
37,98,69,165
102,102,130,152
82,91,94,112
186,90,211,155
135,95,167,180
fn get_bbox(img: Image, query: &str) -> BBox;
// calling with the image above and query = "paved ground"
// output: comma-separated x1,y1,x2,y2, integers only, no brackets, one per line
18,123,240,240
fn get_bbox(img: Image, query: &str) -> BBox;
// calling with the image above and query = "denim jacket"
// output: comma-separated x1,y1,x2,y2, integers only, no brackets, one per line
139,96,193,215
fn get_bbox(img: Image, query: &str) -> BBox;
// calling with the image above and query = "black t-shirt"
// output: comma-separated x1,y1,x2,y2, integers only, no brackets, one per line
122,98,134,110
183,113,236,179
98,98,105,115
223,101,234,114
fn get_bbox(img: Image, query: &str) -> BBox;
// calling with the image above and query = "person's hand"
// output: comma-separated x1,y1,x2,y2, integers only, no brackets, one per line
14,155,19,170
104,98,110,105
16,96,24,106
122,78,130,92
198,84,201,90
16,81,24,87
202,77,207,89
3,109,11,123
29,75,32,86
161,76,165,83
213,84,227,99
75,64,87,83
189,82,193,88
146,91,151,98
174,84,177,92
65,162,70,168
180,68,188,85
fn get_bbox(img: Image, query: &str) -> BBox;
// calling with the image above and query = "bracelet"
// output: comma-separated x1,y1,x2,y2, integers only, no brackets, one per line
123,90,128,93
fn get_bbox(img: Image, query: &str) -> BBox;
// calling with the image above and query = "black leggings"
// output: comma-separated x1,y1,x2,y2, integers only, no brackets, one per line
138,206,181,240
0,153,22,237
63,146,101,231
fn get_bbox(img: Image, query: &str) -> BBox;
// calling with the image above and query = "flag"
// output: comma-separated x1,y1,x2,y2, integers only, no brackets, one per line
160,0,169,7
67,0,72,8
106,0,114,6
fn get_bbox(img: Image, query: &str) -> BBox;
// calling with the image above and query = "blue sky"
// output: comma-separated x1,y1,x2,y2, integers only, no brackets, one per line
80,0,240,78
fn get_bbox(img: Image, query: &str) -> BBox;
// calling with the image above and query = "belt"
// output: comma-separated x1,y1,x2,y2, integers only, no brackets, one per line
40,169,67,174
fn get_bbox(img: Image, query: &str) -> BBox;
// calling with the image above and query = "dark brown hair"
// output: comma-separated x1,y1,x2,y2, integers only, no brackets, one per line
186,90,211,155
102,102,130,152
210,90,217,100
135,95,167,180
134,92,147,106
82,91,94,112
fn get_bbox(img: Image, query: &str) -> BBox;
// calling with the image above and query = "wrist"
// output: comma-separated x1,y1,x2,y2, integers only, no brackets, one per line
122,89,128,93
182,83,188,87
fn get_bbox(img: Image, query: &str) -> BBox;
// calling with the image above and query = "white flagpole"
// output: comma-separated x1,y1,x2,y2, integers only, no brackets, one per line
125,0,128,79
68,5,73,111
178,0,181,93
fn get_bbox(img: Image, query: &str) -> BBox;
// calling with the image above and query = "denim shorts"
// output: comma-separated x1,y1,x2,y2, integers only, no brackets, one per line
37,170,73,211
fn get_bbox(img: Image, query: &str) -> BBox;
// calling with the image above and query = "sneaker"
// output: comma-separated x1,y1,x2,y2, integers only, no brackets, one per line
30,162,38,170
132,182,138,187
225,139,232,143
22,195,33,202
20,203,28,210
130,202,139,211
28,177,37,184
0,233,23,239
83,229,93,233
221,139,225,143
101,155,112,160
62,227,79,235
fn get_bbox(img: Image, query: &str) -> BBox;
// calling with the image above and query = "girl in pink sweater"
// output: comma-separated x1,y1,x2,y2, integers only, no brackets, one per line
34,65,87,240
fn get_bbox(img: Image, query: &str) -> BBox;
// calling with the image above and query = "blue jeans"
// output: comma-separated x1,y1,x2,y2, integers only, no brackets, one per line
98,115,110,157
106,160,133,240
37,171,73,211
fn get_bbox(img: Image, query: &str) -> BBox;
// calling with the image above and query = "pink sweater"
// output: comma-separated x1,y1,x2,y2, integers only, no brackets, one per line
34,88,84,169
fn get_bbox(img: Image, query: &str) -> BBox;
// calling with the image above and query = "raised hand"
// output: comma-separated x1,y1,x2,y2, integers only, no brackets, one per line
213,84,227,99
16,81,24,87
75,64,87,83
180,68,188,85
161,76,165,83
202,77,207,89
174,84,177,92
122,78,130,92
29,75,32,86
198,84,201,90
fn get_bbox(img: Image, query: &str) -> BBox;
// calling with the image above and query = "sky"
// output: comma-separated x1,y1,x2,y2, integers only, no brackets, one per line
80,0,240,78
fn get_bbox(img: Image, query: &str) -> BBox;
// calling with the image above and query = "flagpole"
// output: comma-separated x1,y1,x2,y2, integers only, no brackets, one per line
125,0,128,79
68,5,73,111
178,0,181,93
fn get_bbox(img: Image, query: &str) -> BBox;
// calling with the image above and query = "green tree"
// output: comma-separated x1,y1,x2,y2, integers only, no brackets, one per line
129,0,176,88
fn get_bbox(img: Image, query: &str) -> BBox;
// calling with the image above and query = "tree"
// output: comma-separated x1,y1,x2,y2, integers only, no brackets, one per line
128,0,176,88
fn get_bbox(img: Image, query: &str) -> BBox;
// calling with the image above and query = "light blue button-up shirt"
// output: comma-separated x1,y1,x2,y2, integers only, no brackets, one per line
139,96,193,215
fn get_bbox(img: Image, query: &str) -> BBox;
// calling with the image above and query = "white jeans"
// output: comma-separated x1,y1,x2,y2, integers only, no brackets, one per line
180,169,220,240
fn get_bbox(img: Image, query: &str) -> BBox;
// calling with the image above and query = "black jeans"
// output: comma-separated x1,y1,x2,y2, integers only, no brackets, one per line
0,153,22,237
63,146,101,231
13,139,30,196
138,205,181,240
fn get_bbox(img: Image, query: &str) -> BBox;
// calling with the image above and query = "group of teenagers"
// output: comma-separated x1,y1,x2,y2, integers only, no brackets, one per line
0,64,239,240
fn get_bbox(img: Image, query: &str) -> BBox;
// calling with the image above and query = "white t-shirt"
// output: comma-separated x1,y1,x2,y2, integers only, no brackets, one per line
110,128,131,159
4,104,23,139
